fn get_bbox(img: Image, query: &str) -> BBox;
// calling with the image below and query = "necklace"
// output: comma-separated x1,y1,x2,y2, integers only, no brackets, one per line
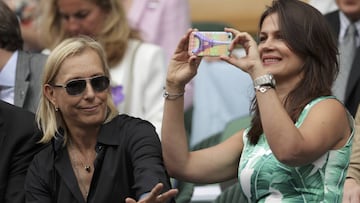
68,141,95,173
67,142,95,200
84,165,91,173
72,163,91,199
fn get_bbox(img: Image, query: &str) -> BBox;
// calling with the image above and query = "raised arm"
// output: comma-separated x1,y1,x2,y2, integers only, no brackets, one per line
161,29,243,184
221,28,351,167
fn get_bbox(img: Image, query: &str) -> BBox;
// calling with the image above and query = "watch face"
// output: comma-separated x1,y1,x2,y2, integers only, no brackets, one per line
254,73,275,88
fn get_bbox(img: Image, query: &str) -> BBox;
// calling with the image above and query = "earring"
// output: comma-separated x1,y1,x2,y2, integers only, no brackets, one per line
55,106,59,112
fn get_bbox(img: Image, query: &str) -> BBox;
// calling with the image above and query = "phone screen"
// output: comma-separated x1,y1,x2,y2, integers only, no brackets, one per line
188,31,233,57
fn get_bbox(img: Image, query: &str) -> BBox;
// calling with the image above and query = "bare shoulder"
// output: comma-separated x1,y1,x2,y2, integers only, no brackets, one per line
302,98,351,148
307,98,348,120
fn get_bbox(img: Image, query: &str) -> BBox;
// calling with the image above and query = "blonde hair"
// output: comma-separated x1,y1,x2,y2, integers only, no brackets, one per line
41,0,140,67
37,36,119,144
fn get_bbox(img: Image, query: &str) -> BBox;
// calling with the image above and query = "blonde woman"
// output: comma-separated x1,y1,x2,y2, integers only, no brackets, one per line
39,0,165,136
25,36,176,203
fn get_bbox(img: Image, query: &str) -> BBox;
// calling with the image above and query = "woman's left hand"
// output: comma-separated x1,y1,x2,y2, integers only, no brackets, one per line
166,29,202,93
125,183,178,203
221,28,264,78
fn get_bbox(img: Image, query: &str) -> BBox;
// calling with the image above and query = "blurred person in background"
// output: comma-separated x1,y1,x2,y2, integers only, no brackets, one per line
3,0,46,51
308,0,338,14
189,51,253,146
122,0,190,65
39,0,166,136
313,1,360,202
324,0,360,117
0,0,47,113
122,0,194,110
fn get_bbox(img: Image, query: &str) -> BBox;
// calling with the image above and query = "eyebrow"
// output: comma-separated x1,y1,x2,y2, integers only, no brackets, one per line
259,30,281,35
59,10,90,18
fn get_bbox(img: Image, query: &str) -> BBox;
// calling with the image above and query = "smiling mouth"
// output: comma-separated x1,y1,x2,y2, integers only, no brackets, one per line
81,105,99,111
263,58,281,65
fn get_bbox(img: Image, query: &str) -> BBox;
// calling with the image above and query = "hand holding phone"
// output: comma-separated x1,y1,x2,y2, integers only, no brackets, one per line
188,31,233,57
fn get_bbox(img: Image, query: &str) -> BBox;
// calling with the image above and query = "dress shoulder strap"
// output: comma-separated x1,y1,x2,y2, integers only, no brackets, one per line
295,96,336,126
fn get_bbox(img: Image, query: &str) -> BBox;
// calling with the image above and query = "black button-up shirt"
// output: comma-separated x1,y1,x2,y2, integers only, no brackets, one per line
25,115,173,203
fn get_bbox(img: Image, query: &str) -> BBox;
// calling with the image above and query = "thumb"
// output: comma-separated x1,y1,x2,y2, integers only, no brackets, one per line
125,197,137,203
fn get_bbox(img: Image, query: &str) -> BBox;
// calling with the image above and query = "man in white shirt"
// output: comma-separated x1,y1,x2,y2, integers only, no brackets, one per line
324,0,360,117
0,1,47,113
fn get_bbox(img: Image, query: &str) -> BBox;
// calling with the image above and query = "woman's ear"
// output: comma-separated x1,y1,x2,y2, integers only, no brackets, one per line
44,84,57,106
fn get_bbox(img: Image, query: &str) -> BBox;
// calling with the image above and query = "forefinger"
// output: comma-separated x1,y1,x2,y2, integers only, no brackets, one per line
225,28,256,51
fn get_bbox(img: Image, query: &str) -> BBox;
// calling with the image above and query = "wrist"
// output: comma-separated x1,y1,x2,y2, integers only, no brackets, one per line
165,80,186,93
163,87,185,100
250,69,269,80
253,73,276,93
246,61,266,79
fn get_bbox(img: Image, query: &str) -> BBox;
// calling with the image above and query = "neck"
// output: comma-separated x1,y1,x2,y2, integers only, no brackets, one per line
0,49,14,71
67,128,98,151
68,136,97,152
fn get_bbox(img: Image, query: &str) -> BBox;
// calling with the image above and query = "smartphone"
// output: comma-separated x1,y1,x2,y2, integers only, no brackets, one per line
188,31,233,57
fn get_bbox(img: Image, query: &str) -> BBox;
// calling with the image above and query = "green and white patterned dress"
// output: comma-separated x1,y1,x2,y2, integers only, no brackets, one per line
238,96,354,203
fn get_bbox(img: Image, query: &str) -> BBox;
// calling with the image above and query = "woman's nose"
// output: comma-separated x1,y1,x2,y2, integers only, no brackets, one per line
65,17,81,34
83,81,96,98
259,38,275,52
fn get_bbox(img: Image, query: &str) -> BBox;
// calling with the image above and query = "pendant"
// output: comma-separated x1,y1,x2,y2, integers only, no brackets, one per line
84,165,91,173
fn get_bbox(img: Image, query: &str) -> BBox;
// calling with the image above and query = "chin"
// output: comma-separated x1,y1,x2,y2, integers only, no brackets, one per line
84,113,106,124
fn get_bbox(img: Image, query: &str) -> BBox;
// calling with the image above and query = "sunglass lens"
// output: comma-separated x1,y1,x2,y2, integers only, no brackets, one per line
91,76,109,92
66,80,87,95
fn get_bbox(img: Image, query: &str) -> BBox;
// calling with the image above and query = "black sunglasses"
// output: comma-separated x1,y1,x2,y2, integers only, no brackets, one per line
52,75,110,96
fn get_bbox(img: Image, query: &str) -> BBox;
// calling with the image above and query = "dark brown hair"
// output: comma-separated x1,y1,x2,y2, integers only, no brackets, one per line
248,0,339,144
0,1,23,51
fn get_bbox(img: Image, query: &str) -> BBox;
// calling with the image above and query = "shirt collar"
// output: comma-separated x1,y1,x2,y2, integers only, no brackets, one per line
0,51,18,87
339,11,360,45
52,115,125,152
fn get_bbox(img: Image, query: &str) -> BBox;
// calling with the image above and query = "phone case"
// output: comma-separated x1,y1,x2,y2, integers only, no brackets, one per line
188,31,233,56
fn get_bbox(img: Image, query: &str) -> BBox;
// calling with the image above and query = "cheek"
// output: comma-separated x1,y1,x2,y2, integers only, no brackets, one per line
287,55,304,73
289,51,303,66
59,99,80,114
56,92,81,111
86,13,105,32
98,92,110,104
96,93,110,118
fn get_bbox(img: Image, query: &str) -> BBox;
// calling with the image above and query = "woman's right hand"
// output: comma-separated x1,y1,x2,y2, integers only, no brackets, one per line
125,183,178,203
221,28,265,79
166,29,202,93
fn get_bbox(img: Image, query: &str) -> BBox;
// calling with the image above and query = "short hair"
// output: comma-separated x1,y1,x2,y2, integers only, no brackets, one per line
0,1,24,51
37,36,118,144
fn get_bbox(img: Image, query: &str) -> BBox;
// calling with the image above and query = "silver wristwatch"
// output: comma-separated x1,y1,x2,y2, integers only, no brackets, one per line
253,73,276,93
